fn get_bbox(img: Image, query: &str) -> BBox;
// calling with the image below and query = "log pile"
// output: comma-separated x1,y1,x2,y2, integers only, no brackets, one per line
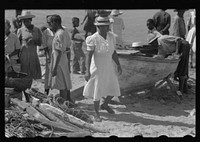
5,88,109,138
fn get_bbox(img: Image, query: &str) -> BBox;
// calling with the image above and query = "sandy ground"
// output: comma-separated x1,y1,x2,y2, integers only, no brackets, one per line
32,56,196,137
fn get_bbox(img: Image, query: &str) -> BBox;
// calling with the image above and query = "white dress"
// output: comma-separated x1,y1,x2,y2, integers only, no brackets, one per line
110,16,125,48
83,32,121,101
186,26,196,53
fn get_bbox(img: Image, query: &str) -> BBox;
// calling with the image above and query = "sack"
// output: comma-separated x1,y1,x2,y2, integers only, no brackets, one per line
5,66,33,91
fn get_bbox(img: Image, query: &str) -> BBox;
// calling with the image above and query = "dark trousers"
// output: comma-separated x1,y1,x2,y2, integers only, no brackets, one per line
174,40,190,93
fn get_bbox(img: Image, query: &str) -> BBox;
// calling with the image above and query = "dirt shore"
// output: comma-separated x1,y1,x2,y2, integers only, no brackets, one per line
33,56,195,137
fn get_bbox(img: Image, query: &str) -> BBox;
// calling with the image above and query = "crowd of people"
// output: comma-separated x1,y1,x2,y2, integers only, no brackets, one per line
5,9,195,121
146,9,196,94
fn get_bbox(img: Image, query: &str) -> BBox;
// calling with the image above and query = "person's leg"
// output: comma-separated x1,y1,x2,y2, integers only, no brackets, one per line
80,56,86,74
67,50,71,73
94,100,101,121
60,89,73,102
45,89,49,96
101,96,115,114
85,32,88,40
72,49,80,73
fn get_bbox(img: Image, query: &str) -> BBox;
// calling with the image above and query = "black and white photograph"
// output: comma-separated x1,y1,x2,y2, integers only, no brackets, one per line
5,9,196,137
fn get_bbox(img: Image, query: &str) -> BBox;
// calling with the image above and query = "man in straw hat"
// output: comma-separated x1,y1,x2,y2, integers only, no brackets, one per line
146,18,181,59
109,9,125,49
146,18,191,94
17,10,42,79
83,15,122,122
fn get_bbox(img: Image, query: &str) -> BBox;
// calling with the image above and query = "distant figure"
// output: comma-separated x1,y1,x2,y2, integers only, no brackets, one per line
17,11,42,79
153,9,171,35
5,19,21,72
187,9,196,32
146,18,190,94
12,9,23,35
41,15,55,95
172,9,188,39
71,17,86,74
81,10,97,39
109,9,125,48
186,16,196,68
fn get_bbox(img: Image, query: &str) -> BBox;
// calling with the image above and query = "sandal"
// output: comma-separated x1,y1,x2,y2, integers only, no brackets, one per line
101,105,115,114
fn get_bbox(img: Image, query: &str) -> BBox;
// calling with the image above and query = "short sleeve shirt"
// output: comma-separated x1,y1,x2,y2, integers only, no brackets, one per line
5,32,21,59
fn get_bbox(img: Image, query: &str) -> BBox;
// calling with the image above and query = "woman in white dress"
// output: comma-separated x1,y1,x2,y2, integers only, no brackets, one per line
186,10,196,68
83,16,122,122
109,9,125,49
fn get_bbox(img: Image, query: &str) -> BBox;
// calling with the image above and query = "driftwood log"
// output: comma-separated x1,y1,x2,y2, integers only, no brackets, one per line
39,103,109,133
10,98,83,133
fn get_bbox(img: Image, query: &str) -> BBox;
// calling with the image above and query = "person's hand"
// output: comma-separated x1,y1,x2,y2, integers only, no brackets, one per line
84,71,91,82
117,65,122,76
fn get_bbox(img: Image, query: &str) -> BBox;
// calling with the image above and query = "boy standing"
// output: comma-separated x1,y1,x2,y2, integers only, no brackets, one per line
71,17,86,74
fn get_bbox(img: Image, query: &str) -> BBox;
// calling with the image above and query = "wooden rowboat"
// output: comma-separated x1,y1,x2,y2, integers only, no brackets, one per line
117,50,180,93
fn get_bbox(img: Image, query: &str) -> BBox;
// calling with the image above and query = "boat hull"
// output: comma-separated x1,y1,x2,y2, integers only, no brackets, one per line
117,53,180,92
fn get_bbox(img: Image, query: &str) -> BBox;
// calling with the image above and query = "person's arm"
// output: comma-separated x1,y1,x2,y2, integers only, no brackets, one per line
52,49,61,77
81,11,88,25
112,50,122,76
85,50,94,81
160,15,171,34
187,17,192,31
71,30,84,42
174,38,181,55
51,33,62,77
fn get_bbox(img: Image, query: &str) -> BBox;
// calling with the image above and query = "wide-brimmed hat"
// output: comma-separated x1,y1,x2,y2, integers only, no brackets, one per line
110,9,123,16
18,10,35,20
94,16,111,26
147,31,162,44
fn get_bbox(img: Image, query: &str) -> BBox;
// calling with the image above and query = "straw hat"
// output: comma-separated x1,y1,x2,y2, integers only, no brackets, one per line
110,9,123,16
94,16,111,26
132,42,141,47
147,31,162,44
18,10,35,20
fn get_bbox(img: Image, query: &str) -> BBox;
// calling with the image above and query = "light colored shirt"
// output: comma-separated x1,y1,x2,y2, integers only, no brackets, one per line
172,15,186,39
42,27,71,50
5,32,21,59
157,35,180,56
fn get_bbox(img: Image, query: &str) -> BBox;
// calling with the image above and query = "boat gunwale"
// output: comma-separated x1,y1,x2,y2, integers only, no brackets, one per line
117,54,180,63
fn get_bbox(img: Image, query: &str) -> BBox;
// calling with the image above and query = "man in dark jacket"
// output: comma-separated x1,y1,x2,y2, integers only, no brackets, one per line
153,9,171,35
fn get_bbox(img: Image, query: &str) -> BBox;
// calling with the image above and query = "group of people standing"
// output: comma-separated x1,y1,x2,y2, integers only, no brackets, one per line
5,9,195,122
5,9,123,121
146,9,196,94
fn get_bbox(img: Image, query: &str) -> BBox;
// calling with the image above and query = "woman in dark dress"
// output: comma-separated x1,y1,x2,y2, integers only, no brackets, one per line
81,10,97,39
